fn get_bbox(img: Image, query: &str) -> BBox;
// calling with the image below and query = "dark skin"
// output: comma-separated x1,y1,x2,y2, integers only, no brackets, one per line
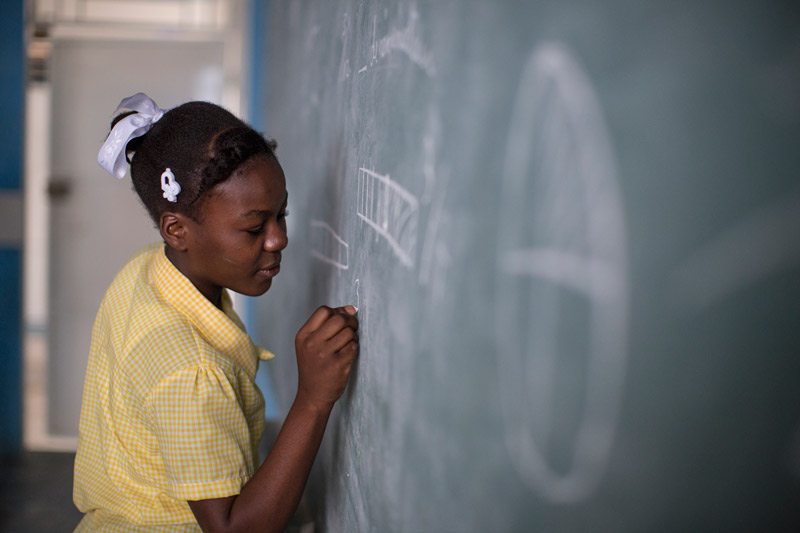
160,154,359,532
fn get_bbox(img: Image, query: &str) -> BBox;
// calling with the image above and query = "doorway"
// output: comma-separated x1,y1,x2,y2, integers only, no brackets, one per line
24,0,249,448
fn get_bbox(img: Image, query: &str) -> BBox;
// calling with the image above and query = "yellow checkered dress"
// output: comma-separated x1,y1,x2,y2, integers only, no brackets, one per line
73,243,274,531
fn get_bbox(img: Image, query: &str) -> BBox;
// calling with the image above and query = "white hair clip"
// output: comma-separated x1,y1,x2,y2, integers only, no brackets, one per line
161,168,181,203
97,92,166,179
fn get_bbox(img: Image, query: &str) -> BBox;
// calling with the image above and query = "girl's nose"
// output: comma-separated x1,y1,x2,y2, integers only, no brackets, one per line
264,221,288,252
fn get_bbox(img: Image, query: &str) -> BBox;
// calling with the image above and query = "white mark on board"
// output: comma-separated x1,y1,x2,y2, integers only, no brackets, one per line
338,11,352,82
418,113,439,282
495,42,629,504
419,224,452,306
667,190,800,313
417,106,454,305
420,109,439,204
357,167,419,268
500,249,623,300
310,219,349,271
418,194,443,287
354,278,361,311
356,4,436,77
305,25,320,53
418,188,453,303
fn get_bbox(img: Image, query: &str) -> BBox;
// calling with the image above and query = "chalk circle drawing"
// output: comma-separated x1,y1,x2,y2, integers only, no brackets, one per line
495,42,629,503
310,219,349,270
357,167,419,268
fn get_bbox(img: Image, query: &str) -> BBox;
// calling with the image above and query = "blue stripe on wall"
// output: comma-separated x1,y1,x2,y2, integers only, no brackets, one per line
248,0,266,133
0,1,25,455
0,0,24,189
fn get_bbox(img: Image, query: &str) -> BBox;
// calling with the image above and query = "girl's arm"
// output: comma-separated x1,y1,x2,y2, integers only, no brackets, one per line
188,305,359,533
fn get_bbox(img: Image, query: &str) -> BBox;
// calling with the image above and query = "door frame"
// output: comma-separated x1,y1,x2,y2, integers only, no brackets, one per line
23,9,251,450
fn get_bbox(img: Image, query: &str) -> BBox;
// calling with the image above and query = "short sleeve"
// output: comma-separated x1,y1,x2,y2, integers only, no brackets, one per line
146,364,256,501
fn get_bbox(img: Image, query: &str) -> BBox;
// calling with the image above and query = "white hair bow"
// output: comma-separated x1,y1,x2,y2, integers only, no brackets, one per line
97,92,166,179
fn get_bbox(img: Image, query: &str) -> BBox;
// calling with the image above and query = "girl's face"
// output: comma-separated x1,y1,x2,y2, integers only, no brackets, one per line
180,154,288,305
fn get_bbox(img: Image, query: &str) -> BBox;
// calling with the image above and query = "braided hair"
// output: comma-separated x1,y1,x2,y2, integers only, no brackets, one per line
111,101,277,223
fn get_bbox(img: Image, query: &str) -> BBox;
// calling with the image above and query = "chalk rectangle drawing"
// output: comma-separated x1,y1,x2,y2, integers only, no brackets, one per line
310,219,349,270
357,167,419,267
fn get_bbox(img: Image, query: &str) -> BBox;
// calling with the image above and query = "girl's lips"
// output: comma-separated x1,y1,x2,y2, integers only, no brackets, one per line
259,263,281,278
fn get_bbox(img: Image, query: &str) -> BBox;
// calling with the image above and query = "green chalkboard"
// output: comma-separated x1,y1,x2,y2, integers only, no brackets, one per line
253,1,800,530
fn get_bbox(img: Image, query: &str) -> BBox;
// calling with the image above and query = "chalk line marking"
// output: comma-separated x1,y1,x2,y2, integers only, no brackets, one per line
667,190,800,312
500,249,623,299
310,219,349,270
357,167,419,268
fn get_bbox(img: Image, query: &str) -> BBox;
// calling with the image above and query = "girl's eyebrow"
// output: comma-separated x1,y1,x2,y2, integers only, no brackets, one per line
240,191,288,218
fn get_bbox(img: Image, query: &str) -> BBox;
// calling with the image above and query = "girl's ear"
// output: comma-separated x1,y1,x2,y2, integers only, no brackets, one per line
160,211,190,252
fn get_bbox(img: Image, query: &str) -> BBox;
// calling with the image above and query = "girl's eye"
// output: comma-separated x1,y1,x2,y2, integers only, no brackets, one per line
246,210,287,235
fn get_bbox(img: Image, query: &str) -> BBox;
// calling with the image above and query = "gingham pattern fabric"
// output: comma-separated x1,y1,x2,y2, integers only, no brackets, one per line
73,243,274,531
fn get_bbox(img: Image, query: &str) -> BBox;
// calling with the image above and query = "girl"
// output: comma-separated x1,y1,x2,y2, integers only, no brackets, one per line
73,93,359,532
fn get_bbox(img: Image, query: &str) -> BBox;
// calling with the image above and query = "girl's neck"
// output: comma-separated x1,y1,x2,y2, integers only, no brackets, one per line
164,244,223,309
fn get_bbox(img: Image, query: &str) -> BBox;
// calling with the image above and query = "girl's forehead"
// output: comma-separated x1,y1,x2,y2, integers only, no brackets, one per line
207,158,286,211
239,154,285,184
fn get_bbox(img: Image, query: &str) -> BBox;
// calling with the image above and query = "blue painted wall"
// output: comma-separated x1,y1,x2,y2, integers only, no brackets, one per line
0,0,25,455
0,2,24,190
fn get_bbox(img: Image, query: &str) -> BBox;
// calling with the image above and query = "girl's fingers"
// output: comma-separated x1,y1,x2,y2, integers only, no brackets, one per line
316,310,359,341
327,326,357,353
334,305,357,316
336,340,359,362
300,305,334,334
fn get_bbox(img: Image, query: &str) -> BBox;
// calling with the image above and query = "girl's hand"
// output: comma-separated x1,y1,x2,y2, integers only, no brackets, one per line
294,305,359,411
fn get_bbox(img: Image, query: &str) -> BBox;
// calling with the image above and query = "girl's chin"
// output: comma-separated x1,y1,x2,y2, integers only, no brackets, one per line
243,279,272,297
